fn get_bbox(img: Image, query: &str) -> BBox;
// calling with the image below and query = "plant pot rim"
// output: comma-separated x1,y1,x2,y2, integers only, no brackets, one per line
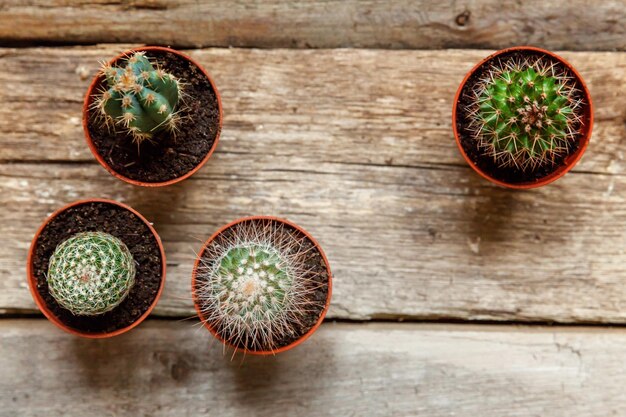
26,198,167,338
191,215,333,356
452,45,594,189
82,45,223,187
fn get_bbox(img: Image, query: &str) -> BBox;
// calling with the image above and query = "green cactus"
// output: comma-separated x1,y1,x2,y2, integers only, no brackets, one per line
467,57,584,170
195,220,326,352
213,245,291,322
94,52,181,143
47,232,136,316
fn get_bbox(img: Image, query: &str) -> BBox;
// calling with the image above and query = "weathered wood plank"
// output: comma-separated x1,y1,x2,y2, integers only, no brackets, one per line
3,159,626,322
0,47,624,177
1,46,626,322
0,1,625,50
1,320,625,416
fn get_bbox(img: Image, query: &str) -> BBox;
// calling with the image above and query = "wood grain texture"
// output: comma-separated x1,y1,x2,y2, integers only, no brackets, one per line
0,0,625,50
1,47,625,174
1,46,626,322
1,320,625,417
4,157,626,322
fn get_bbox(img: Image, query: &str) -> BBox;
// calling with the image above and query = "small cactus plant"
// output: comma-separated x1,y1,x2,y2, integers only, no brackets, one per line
195,220,327,352
466,56,584,170
47,232,136,316
93,51,181,143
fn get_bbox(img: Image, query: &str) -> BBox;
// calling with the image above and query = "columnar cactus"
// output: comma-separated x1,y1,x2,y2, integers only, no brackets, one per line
195,220,324,352
466,57,584,170
94,52,181,143
47,232,136,316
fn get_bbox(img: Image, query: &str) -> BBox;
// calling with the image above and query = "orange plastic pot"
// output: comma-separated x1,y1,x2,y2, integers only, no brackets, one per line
82,46,223,187
191,216,332,355
452,46,593,189
27,199,166,338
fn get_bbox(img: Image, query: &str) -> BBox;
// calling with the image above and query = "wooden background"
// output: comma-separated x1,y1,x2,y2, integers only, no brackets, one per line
1,1,626,416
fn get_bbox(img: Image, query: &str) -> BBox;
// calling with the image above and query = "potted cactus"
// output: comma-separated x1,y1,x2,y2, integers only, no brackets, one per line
192,216,332,355
27,199,166,337
83,46,223,186
453,46,593,188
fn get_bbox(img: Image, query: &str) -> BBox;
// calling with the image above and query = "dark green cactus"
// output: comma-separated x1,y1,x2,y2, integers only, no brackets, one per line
467,57,584,170
95,52,181,143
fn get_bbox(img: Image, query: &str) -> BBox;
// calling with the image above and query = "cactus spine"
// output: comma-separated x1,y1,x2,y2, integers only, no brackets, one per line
94,51,181,143
195,220,325,352
47,232,136,316
466,56,584,170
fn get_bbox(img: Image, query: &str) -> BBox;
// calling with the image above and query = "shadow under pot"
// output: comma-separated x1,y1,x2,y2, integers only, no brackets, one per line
192,216,332,355
83,46,223,187
27,199,166,338
452,46,593,189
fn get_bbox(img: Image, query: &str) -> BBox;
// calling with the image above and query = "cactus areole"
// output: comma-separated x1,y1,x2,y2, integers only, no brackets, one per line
96,51,182,143
47,232,136,316
453,47,592,188
192,217,332,355
27,199,166,338
84,46,223,186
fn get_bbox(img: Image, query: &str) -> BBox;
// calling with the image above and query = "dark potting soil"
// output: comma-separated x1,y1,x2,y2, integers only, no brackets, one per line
455,50,591,185
196,219,330,352
31,202,163,334
87,50,221,183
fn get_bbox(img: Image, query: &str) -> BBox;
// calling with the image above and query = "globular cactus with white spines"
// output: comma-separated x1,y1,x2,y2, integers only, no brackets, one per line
93,51,182,143
47,232,136,316
465,56,584,170
195,220,326,352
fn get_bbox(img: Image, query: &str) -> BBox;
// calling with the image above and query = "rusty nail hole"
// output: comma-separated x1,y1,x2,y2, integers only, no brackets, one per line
456,10,471,26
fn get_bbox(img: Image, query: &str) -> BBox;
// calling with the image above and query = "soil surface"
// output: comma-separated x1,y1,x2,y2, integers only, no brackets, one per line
195,219,330,352
455,50,590,185
31,202,163,334
87,49,221,183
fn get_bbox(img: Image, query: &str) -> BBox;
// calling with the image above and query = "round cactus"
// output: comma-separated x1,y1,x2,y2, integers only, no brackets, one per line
47,232,136,316
466,56,584,170
93,51,181,143
212,245,291,324
195,219,327,352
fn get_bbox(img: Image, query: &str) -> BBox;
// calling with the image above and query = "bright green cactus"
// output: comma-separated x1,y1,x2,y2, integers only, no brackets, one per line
47,232,136,316
195,220,325,352
94,52,181,143
467,57,584,170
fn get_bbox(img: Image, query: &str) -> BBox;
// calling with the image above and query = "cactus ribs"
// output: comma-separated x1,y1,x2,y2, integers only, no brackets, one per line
455,50,589,184
47,231,136,316
87,50,220,183
194,218,330,352
31,202,163,334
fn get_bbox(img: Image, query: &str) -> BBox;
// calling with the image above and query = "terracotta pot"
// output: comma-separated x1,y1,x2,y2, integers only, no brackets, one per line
191,216,333,355
452,46,593,189
82,46,223,187
27,199,166,338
